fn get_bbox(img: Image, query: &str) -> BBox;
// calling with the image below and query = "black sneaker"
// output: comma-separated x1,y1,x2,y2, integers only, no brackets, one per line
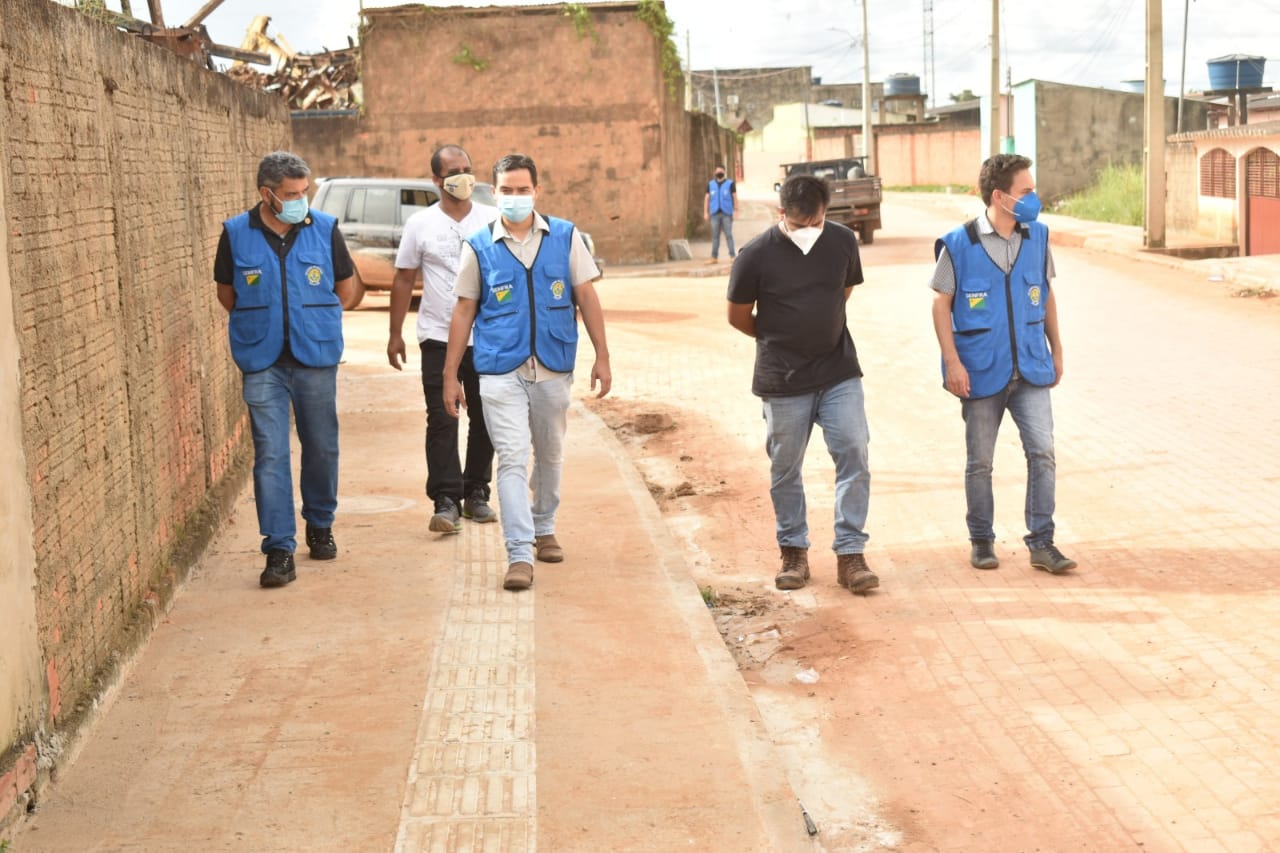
429,498,462,534
306,524,337,560
1030,544,1077,574
462,491,497,524
259,548,296,588
970,540,999,570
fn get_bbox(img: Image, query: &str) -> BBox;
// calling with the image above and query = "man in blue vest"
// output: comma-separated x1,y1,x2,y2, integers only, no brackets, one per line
703,163,737,264
214,151,355,588
442,153,611,592
929,153,1075,575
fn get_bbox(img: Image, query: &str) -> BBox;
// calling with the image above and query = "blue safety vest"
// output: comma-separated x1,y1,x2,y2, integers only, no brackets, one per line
707,178,734,215
223,209,344,373
935,219,1056,399
467,217,579,375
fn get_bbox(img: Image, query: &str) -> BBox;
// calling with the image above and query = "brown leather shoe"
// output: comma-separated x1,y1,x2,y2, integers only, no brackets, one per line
535,534,564,563
836,553,879,594
503,561,534,591
774,546,810,590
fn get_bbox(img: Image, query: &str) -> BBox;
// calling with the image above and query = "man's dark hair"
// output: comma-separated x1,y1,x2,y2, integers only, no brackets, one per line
779,174,830,218
493,153,538,187
715,163,726,170
979,154,1033,206
256,151,310,189
430,144,470,178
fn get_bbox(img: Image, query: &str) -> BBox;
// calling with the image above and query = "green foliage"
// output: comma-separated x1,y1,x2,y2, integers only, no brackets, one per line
636,0,682,98
451,44,490,72
885,184,975,195
1055,162,1144,226
563,3,599,43
699,585,718,607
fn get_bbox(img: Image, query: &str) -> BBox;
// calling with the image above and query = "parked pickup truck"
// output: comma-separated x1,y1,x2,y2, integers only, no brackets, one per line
775,156,882,244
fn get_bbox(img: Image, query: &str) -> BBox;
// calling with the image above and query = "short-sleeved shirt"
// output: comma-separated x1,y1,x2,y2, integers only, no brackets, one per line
727,221,864,397
395,201,499,344
930,212,1056,294
454,212,600,380
214,204,354,366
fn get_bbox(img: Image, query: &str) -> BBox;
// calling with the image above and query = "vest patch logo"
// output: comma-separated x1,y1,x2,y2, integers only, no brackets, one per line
244,270,262,287
1028,286,1042,307
306,266,323,286
493,283,514,303
551,279,566,299
967,292,988,310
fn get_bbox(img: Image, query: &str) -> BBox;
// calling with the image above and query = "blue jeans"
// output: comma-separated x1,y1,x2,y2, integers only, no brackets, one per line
709,212,736,259
242,364,339,553
961,378,1056,547
761,377,870,554
479,371,572,565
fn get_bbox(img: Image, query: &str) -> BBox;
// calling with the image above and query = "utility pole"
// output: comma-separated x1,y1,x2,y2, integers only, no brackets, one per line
989,0,1000,156
1144,0,1166,247
1177,0,1190,132
861,0,874,174
713,67,722,125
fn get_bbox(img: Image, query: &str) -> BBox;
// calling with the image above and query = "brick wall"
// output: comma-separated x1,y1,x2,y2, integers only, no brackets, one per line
0,0,288,800
293,2,734,264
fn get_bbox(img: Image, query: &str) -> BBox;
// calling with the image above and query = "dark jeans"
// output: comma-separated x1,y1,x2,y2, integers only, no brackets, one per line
420,339,493,507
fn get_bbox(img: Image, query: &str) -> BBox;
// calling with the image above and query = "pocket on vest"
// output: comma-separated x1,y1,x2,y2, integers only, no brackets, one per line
229,305,270,346
302,302,343,342
954,327,996,370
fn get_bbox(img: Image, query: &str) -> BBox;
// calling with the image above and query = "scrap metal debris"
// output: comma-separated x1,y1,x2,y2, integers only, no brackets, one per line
224,16,361,110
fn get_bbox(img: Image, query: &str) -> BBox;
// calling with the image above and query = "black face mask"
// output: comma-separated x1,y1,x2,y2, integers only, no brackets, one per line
714,173,726,181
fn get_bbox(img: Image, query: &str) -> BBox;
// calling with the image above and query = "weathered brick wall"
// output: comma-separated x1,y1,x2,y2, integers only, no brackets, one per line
0,0,287,770
294,2,693,264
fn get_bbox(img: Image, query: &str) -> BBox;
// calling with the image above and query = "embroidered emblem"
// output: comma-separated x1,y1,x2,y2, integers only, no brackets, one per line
551,279,566,299
244,270,261,286
494,283,514,303
1028,286,1042,307
306,266,323,286
967,293,988,310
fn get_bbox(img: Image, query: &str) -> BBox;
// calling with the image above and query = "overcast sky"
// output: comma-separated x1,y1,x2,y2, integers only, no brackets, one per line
123,0,1277,103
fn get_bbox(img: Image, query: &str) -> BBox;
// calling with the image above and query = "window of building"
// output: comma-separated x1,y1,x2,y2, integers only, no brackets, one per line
1199,148,1236,198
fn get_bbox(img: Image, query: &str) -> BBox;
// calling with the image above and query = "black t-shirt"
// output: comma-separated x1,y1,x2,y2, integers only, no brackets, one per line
727,221,864,397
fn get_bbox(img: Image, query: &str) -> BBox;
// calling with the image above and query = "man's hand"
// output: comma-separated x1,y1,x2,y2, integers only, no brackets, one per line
387,333,406,370
591,357,612,398
442,374,465,418
943,357,971,398
1051,351,1064,388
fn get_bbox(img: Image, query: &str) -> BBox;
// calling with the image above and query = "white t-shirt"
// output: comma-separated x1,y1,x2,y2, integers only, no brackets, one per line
395,201,500,344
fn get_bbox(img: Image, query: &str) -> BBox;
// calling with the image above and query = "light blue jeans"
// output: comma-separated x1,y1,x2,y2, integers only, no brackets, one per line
709,212,736,259
961,378,1056,548
242,364,339,553
479,371,572,565
761,377,870,554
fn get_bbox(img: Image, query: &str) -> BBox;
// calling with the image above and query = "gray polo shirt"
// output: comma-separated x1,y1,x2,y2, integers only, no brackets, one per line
930,212,1056,294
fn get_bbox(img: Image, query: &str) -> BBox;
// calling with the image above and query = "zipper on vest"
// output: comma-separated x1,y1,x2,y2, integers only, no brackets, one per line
525,266,537,364
1002,270,1019,379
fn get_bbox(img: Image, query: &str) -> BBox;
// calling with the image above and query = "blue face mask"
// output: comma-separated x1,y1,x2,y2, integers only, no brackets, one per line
1008,190,1042,223
269,189,309,225
498,195,535,224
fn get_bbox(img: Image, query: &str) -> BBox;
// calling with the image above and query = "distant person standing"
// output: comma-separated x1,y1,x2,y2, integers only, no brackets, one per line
214,151,354,588
727,173,879,595
929,153,1075,575
388,144,500,534
703,163,737,264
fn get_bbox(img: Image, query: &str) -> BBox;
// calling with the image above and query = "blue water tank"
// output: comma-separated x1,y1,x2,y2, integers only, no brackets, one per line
884,73,921,96
1207,54,1266,90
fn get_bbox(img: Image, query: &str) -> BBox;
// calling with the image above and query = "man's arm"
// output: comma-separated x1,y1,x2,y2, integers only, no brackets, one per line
216,284,236,312
1044,287,1064,387
729,186,737,216
334,275,354,307
573,280,611,398
703,190,711,221
931,289,970,398
442,297,479,418
727,301,755,338
387,267,417,369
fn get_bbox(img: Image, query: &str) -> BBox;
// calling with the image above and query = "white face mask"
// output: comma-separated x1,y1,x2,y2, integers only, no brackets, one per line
441,173,476,201
780,220,824,255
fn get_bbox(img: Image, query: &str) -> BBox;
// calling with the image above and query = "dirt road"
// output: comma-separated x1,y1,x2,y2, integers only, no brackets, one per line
590,194,1280,851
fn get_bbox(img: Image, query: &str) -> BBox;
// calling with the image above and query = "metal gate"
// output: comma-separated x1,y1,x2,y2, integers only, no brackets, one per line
1246,148,1280,256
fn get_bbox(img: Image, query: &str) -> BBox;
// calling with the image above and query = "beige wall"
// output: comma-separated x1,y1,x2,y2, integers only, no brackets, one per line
293,3,728,264
1168,128,1280,247
0,133,43,774
1,0,287,820
875,125,981,188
